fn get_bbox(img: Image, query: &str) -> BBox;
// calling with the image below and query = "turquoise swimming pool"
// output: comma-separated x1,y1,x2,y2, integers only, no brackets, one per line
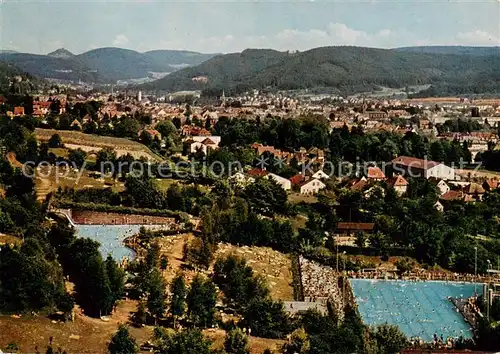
74,225,140,261
350,279,480,342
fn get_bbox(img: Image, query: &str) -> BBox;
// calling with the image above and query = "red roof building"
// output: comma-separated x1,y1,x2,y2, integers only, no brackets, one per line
13,106,25,116
483,179,498,191
201,138,216,145
392,156,440,170
246,168,269,177
387,175,409,187
350,178,368,191
367,166,386,180
289,174,305,186
392,156,455,180
336,222,375,235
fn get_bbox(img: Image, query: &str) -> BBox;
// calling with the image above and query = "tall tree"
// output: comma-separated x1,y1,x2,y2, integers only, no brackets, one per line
146,268,166,324
370,324,408,354
224,328,250,354
169,273,187,327
108,325,139,354
242,298,290,339
153,328,214,354
186,275,217,328
281,328,310,354
105,255,125,304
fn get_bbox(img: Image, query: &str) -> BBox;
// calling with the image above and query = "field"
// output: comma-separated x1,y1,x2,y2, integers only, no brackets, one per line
35,128,162,161
155,178,181,191
288,192,318,205
456,168,500,180
34,165,124,201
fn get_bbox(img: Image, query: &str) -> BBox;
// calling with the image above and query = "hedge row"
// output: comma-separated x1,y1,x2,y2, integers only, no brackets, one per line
52,200,186,220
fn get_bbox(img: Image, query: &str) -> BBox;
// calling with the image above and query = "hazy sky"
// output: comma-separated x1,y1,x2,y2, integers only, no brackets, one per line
1,0,499,54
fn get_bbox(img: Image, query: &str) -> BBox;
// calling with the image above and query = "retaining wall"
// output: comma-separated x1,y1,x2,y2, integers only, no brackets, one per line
71,210,176,225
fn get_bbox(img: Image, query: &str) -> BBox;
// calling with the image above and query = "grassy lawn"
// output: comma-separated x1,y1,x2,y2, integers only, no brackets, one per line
49,148,69,158
288,192,318,204
35,165,125,201
155,178,181,191
290,214,308,231
456,168,500,180
0,233,287,353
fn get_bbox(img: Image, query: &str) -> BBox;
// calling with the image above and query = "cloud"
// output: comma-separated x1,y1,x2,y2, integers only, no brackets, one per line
456,29,500,45
152,23,398,53
414,29,500,47
112,34,129,46
152,23,498,54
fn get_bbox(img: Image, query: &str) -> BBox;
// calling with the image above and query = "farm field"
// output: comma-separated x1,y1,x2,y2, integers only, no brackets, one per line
35,128,162,161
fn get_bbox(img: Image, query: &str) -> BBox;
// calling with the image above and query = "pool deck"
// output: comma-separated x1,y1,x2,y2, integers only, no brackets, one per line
449,297,481,330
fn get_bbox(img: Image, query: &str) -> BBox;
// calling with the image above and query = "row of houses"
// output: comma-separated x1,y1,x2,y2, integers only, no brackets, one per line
230,168,328,195
251,143,326,166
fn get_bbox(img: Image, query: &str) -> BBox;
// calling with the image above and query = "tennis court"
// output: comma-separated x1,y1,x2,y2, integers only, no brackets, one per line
350,279,480,342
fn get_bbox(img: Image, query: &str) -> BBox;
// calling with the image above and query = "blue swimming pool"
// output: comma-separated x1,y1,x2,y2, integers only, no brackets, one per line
74,225,140,261
350,279,481,342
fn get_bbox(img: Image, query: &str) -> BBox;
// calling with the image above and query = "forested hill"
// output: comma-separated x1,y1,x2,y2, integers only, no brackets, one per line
0,62,40,94
140,46,500,96
395,46,500,56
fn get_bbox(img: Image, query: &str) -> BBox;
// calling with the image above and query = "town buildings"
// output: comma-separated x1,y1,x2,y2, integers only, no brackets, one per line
392,156,457,181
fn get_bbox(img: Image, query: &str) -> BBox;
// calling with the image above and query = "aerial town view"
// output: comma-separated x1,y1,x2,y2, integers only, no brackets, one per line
0,0,500,353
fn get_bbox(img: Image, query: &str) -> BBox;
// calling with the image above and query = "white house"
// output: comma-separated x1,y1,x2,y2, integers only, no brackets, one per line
266,173,292,190
229,172,255,187
189,137,220,155
299,178,326,195
430,179,450,196
392,156,456,181
386,175,409,196
191,135,221,146
312,169,330,180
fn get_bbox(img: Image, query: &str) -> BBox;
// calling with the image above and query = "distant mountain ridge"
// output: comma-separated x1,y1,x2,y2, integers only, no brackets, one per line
2,45,499,96
395,46,500,56
140,46,500,96
48,48,75,59
0,47,216,83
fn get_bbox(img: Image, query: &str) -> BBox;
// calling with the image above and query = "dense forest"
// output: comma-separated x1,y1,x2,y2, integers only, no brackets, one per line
0,117,124,318
140,46,500,96
0,63,38,94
